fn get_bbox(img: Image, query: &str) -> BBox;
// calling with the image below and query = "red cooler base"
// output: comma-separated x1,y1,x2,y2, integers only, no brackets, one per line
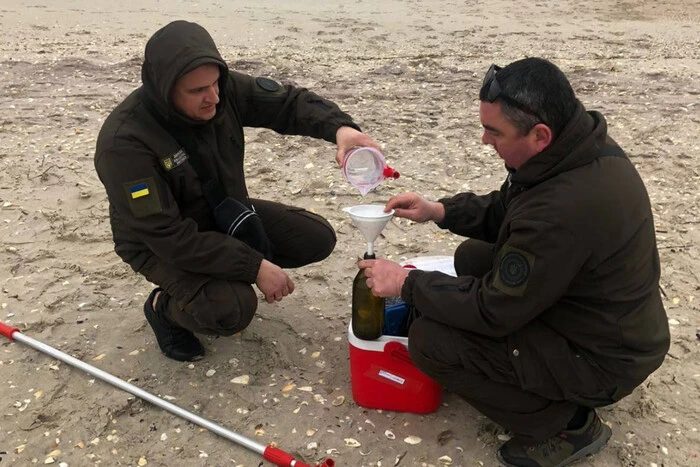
348,322,443,413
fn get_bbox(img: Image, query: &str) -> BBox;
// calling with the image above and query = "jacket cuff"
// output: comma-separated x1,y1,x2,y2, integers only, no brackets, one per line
435,198,454,230
243,251,265,284
400,269,425,306
326,120,362,144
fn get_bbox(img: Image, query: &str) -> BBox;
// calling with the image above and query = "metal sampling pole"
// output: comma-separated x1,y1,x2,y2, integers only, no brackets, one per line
0,322,334,467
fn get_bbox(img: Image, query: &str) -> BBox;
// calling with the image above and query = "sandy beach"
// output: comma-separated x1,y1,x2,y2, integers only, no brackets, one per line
1,0,699,465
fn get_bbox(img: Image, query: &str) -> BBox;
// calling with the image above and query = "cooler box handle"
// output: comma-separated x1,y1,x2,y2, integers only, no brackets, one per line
384,340,413,365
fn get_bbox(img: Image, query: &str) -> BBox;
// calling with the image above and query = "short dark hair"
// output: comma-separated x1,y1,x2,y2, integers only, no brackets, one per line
479,58,578,138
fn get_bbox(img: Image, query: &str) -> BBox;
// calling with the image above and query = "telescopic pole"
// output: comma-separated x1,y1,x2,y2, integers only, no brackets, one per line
0,322,334,467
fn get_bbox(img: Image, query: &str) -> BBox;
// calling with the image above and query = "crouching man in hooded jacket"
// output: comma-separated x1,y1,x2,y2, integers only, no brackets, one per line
94,20,381,362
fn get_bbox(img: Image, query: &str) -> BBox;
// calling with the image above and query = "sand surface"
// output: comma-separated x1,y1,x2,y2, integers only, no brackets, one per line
1,0,699,466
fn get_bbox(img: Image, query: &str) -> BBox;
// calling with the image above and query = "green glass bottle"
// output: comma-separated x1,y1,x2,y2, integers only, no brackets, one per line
352,252,385,340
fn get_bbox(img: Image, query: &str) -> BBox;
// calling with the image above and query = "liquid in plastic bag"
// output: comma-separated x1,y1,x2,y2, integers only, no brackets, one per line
342,147,399,196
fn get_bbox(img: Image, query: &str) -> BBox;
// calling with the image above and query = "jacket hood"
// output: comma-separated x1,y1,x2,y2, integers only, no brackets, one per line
512,101,620,187
141,20,228,125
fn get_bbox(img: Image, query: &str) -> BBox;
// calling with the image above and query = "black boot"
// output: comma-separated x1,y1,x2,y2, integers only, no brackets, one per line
497,408,612,467
143,288,205,362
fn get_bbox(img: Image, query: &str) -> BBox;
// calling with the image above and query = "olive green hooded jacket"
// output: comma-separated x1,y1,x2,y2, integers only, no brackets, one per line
402,103,669,394
95,21,358,284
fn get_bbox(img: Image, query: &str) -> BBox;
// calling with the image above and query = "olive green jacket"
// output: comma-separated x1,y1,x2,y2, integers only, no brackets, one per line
95,21,358,284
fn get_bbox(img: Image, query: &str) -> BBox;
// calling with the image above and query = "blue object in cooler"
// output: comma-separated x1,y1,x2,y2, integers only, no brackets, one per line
383,297,409,337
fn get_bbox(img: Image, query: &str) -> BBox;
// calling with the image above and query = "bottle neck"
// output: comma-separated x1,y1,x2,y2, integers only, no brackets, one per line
363,252,376,260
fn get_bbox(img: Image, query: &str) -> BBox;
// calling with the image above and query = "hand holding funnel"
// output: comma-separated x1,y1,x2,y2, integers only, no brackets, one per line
343,204,394,255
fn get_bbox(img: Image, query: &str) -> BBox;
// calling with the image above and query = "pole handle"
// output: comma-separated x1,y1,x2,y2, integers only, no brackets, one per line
0,322,19,340
262,446,335,467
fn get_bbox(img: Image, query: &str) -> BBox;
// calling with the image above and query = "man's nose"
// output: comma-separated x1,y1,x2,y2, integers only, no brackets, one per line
206,86,219,103
481,131,491,145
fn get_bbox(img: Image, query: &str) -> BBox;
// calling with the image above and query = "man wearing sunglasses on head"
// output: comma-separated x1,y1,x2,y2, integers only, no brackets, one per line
358,57,669,467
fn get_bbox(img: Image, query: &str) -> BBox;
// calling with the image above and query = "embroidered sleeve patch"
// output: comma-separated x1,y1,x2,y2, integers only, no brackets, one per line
160,148,189,172
255,77,281,92
493,244,535,297
123,178,162,218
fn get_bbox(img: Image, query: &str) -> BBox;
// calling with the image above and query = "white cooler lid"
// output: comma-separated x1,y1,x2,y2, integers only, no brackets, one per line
348,321,408,351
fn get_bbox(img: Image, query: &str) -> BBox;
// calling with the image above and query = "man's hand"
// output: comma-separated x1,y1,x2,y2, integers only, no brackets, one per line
385,192,445,223
357,258,410,297
335,126,382,166
255,260,295,303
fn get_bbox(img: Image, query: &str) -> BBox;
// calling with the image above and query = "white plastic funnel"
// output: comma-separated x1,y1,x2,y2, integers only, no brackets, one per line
343,204,394,255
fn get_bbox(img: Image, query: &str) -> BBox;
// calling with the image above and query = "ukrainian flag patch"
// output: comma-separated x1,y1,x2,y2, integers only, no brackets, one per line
123,177,162,218
130,182,150,199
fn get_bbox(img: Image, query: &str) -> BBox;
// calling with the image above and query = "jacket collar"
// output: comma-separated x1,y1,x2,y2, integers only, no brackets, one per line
511,101,611,187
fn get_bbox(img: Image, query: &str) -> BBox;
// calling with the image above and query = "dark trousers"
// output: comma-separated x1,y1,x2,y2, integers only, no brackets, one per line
145,199,336,336
408,239,599,441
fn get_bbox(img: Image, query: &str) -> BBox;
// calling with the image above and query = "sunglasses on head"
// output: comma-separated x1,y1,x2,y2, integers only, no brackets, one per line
482,64,547,126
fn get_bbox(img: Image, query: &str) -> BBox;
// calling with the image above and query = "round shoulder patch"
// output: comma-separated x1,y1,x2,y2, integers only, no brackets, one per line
499,251,530,287
255,77,280,92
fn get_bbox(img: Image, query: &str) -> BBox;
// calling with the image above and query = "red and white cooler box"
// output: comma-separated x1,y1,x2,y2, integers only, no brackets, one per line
348,322,443,413
347,256,453,413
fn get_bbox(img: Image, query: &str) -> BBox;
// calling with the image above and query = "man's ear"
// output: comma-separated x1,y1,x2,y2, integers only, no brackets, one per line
532,123,553,152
